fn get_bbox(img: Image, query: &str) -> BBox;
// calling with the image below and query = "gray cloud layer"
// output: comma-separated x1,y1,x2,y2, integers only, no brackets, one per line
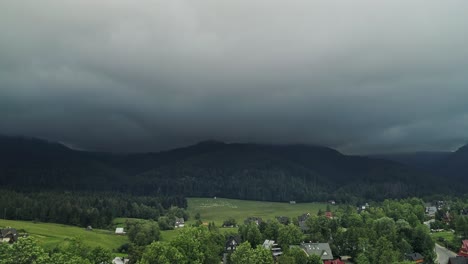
1,0,468,153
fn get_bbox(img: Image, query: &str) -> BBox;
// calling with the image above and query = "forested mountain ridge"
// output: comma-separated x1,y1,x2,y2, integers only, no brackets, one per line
369,151,451,168
0,135,460,201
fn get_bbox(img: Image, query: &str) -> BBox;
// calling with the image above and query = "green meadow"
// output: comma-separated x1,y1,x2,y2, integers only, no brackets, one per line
1,198,329,248
0,219,128,251
186,197,328,226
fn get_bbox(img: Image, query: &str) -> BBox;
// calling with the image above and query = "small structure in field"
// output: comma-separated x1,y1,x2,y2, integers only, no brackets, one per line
115,227,126,235
244,217,263,225
289,201,296,204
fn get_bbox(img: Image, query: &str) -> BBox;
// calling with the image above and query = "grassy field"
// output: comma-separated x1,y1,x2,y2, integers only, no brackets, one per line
131,198,329,242
186,197,329,226
0,198,328,248
0,219,128,252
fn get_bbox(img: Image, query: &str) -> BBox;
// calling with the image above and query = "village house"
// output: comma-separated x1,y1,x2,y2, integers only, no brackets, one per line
244,217,263,225
225,236,241,252
0,228,18,244
404,252,424,263
112,257,129,264
458,240,468,257
275,216,290,225
223,236,241,264
262,239,283,258
425,206,437,217
175,217,185,228
298,213,310,232
461,209,468,216
324,259,345,264
449,256,468,264
293,242,334,261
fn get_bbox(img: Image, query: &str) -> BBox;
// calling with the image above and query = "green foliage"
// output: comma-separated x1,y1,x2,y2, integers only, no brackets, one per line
355,253,370,264
0,190,185,228
138,242,186,264
239,223,263,247
262,219,281,241
89,247,113,264
223,217,237,227
370,237,399,264
169,226,224,264
283,246,309,264
278,224,303,250
411,225,436,263
305,216,332,242
127,220,160,246
0,237,50,264
54,237,112,264
157,216,173,230
277,255,295,264
230,242,274,264
306,254,322,264
49,253,91,264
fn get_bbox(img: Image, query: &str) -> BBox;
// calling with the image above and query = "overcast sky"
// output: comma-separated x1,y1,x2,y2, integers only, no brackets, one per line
1,0,468,154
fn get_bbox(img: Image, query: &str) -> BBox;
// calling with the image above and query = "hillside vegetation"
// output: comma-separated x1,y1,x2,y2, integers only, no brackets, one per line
0,135,462,202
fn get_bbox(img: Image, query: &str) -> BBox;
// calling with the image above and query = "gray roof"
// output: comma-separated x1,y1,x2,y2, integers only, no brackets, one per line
449,256,468,264
296,243,333,260
299,221,309,231
405,253,424,261
0,228,18,239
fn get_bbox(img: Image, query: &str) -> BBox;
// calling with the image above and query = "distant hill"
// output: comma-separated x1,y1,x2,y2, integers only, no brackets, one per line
369,152,451,169
0,135,459,202
434,144,468,183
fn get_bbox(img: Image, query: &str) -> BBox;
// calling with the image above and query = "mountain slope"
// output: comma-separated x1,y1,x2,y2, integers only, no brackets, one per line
369,152,451,169
435,144,468,183
0,135,454,201
0,135,125,190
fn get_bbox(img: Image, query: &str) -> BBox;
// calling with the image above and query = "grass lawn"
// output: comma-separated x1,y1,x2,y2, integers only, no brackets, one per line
0,198,328,248
0,219,128,252
430,230,454,242
186,197,329,226
124,197,328,242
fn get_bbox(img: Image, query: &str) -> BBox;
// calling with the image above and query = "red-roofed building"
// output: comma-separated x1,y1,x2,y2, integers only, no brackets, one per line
458,240,468,257
324,259,345,264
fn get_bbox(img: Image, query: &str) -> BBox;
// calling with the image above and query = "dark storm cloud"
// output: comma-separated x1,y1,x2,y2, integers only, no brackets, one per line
1,0,468,153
